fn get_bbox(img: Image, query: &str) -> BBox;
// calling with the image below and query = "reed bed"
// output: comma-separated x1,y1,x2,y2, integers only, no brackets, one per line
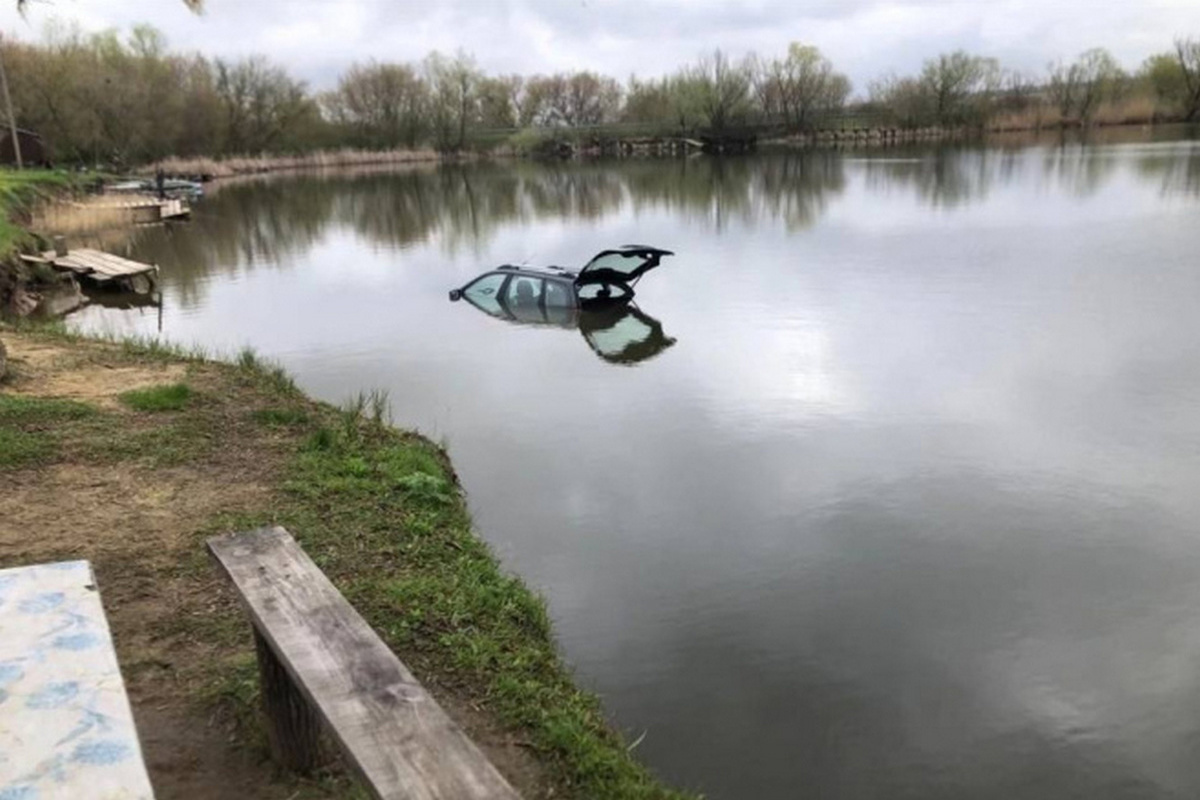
145,147,443,178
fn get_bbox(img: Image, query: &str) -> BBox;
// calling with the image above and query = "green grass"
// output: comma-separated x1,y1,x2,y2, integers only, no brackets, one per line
0,428,56,468
252,407,310,427
0,323,691,799
238,348,299,397
0,393,98,468
0,392,97,423
119,382,194,411
0,168,77,256
259,407,692,800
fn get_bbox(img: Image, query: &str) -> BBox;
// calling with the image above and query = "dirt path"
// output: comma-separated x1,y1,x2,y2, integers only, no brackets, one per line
0,335,329,798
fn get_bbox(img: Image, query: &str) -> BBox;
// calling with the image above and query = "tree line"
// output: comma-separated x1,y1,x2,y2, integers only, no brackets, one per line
3,22,1198,166
868,41,1200,129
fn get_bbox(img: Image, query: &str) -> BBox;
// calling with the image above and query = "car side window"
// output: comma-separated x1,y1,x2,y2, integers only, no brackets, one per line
544,280,572,308
504,276,543,309
462,273,508,316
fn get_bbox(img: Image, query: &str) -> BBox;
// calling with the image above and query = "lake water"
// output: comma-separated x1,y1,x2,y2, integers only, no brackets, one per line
73,131,1200,799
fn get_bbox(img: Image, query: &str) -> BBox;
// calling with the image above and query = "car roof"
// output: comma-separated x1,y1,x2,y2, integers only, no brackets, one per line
495,264,577,279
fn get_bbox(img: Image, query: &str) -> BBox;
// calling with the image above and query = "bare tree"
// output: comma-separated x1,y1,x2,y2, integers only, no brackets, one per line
1176,37,1200,121
869,74,931,127
215,56,312,152
918,51,1000,126
327,61,428,147
565,72,621,126
1074,48,1123,122
424,51,480,151
1046,59,1080,119
689,49,752,132
751,43,851,130
1050,48,1123,123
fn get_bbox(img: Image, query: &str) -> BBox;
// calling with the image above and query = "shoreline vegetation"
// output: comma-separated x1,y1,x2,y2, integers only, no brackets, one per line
0,168,691,797
1,24,1195,171
0,322,696,800
146,147,444,180
0,169,78,255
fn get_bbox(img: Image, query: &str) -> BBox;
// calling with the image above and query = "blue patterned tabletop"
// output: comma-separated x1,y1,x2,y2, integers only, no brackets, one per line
0,560,155,799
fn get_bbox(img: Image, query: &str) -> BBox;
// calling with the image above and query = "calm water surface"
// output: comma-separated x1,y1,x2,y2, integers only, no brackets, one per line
74,133,1200,799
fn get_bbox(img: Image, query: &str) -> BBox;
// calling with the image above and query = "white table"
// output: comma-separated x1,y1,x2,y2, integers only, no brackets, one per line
0,560,155,799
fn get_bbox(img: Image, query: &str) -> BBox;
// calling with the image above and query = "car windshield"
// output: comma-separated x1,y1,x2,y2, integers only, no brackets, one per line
461,273,508,317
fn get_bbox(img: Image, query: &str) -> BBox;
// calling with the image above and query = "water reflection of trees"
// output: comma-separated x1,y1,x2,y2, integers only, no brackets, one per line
127,137,1198,305
1135,149,1200,197
131,155,851,304
1040,144,1121,198
624,154,846,232
861,147,1000,208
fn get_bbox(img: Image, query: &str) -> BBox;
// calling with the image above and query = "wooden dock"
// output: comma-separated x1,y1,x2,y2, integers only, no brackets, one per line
72,197,190,224
20,248,159,294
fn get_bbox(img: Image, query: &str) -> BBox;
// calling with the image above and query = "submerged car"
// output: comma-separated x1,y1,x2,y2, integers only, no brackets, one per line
448,245,674,309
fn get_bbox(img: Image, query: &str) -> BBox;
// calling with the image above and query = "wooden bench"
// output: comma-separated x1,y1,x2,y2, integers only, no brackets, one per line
0,560,156,799
208,526,520,800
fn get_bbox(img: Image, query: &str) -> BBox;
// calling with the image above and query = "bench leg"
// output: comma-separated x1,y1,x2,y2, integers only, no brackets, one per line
254,629,322,773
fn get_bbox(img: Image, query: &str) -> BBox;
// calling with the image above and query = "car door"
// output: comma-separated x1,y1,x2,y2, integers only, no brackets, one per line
501,275,547,324
543,279,577,326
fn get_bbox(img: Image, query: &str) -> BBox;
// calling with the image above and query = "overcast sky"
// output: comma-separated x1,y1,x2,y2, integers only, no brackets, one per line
2,0,1197,93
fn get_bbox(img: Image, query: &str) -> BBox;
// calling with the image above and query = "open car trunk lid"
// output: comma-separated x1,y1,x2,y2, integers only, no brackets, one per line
574,245,674,286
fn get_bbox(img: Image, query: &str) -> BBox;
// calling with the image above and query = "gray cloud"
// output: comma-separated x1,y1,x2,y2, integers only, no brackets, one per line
2,0,1195,92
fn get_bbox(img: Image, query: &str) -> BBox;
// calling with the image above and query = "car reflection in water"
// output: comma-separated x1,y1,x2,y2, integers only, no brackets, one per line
455,290,676,366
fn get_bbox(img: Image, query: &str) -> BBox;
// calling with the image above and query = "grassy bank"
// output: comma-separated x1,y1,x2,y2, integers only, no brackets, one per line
0,169,77,256
0,323,692,800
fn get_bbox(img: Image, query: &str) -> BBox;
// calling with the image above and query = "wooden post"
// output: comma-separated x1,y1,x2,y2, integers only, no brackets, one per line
253,628,323,774
0,33,21,170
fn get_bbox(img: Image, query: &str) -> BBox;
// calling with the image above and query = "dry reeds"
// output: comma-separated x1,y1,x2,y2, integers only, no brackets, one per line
989,95,1164,132
988,106,1065,133
144,148,443,178
1091,95,1159,126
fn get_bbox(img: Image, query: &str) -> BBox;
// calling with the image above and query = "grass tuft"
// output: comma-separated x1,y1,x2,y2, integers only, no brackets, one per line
119,336,210,362
0,393,97,424
252,407,310,427
237,347,299,396
119,383,194,412
0,394,97,469
0,428,56,468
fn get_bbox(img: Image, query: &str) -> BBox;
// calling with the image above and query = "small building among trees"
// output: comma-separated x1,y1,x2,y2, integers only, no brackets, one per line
0,128,50,167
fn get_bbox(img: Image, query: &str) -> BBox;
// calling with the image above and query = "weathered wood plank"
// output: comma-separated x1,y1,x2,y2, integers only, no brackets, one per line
253,628,324,772
70,251,142,276
208,527,520,800
41,249,156,280
0,560,156,799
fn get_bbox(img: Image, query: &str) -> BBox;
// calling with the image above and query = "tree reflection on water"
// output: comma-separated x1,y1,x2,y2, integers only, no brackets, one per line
118,133,1198,309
